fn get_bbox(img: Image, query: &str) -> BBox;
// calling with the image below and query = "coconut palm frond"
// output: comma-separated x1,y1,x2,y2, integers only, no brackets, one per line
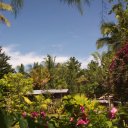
0,0,23,26
96,37,112,49
0,2,12,11
109,41,121,51
11,0,23,15
100,22,115,36
92,52,101,64
0,14,11,26
61,0,90,14
62,0,90,4
62,0,81,5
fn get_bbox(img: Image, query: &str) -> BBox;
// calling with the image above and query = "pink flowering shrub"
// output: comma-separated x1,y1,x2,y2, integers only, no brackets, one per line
59,95,118,128
109,43,128,71
18,95,128,128
20,111,49,128
109,43,128,103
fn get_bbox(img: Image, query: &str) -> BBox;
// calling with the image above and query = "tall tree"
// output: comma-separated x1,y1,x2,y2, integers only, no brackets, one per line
51,63,68,89
66,57,81,93
29,63,50,90
84,51,113,98
16,63,26,74
44,55,56,89
109,43,128,104
0,47,14,79
97,2,128,51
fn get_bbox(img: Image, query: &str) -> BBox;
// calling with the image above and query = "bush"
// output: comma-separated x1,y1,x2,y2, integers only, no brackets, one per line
18,94,121,128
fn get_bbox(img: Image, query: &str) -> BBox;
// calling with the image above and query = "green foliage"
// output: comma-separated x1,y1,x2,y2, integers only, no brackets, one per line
117,105,128,127
44,55,66,89
0,47,14,79
0,73,33,112
29,63,50,89
0,109,22,128
32,95,52,112
16,64,28,76
9,94,110,128
1,93,127,128
97,1,128,51
84,52,113,98
29,55,68,90
66,57,82,93
0,109,9,128
56,94,118,128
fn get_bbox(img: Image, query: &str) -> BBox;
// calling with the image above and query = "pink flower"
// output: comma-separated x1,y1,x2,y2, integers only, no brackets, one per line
41,111,46,118
110,107,117,114
80,105,85,113
109,107,118,119
31,112,38,118
76,118,89,126
22,111,27,118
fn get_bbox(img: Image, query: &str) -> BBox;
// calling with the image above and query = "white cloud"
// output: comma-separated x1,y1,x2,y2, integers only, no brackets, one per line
2,46,69,68
2,46,93,69
80,56,94,69
55,56,69,63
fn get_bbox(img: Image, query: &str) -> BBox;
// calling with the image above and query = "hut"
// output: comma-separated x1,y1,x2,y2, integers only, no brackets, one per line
28,89,69,99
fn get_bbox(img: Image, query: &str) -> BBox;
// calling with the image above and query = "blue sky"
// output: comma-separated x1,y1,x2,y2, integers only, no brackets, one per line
0,0,114,68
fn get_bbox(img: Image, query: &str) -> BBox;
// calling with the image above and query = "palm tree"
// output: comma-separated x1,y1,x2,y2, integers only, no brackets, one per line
0,46,14,79
29,63,50,89
96,3,128,51
0,0,23,26
10,0,23,14
66,57,81,93
84,51,114,98
0,2,12,26
62,0,91,14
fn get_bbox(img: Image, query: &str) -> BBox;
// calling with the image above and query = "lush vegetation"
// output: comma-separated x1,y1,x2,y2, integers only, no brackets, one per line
1,0,128,127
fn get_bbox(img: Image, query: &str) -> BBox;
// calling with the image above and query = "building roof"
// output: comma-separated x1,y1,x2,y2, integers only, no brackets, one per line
28,89,69,95
98,93,114,100
98,99,109,103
